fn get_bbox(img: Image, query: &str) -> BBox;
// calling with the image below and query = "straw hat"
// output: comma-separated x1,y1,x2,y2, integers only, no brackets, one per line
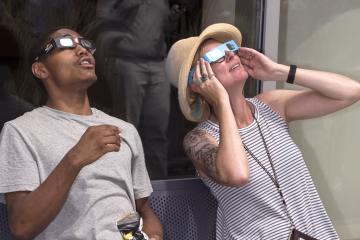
165,23,242,122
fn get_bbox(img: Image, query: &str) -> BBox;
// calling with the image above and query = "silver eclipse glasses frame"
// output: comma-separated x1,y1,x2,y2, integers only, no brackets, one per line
34,36,96,62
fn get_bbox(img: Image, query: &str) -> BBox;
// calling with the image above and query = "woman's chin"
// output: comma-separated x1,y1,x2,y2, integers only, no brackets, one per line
234,70,249,82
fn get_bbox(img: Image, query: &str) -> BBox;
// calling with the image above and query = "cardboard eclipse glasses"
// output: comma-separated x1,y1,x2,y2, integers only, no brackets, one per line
188,40,240,85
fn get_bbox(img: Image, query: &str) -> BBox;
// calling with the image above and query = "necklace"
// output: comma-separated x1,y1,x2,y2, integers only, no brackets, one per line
243,109,296,230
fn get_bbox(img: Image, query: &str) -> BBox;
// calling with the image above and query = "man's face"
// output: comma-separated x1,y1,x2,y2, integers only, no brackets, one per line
40,28,97,90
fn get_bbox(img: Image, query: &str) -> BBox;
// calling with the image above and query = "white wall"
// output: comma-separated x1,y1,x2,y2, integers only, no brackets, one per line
278,1,360,239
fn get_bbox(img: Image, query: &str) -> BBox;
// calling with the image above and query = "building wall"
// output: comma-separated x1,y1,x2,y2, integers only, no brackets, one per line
278,1,360,239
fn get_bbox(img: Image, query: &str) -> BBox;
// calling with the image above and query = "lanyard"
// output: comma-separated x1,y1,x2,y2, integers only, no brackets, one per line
243,111,296,229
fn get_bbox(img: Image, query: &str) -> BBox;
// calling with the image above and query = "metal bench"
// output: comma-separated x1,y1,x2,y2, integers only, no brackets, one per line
0,178,218,240
150,178,217,240
0,202,12,239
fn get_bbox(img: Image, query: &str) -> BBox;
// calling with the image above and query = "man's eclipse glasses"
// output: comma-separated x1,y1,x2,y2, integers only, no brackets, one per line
34,36,96,62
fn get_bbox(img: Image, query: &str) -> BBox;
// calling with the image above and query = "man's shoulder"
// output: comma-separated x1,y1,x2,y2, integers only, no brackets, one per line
0,107,46,148
4,107,43,129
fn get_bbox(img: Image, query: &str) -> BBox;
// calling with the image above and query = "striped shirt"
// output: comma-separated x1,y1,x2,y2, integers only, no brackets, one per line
196,98,339,240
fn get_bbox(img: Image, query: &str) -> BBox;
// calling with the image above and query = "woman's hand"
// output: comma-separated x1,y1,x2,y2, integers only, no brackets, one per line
238,47,285,82
190,58,229,109
241,46,360,122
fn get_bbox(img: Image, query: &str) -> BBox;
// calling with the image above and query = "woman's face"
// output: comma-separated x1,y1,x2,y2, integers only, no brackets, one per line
200,39,248,89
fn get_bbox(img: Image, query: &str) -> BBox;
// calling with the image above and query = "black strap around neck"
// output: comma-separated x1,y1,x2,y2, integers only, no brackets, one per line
243,108,296,228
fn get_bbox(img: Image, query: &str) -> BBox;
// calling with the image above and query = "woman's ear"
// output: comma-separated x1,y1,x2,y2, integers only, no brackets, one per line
32,62,49,80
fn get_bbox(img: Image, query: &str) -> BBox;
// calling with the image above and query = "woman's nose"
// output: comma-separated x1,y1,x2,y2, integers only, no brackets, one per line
225,50,235,62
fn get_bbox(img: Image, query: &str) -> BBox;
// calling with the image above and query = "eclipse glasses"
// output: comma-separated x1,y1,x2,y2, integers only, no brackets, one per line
34,36,96,62
188,40,240,85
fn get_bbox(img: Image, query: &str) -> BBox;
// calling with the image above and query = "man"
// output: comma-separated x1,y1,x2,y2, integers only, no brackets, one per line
0,27,163,240
91,0,171,178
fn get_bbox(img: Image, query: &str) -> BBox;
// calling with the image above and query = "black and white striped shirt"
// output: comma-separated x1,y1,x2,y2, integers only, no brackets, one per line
197,98,339,240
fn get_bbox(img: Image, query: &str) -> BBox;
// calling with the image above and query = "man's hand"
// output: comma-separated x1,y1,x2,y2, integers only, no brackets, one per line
66,124,121,168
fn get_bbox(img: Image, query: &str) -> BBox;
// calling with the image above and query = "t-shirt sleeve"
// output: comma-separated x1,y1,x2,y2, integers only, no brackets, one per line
0,123,40,203
129,126,153,200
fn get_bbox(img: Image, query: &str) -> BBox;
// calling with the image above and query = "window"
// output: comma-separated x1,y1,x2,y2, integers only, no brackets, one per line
0,0,264,179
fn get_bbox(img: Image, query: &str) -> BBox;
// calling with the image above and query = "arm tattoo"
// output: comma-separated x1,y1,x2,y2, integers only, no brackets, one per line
184,129,219,178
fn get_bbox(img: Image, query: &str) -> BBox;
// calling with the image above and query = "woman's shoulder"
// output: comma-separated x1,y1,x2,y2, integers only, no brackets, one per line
197,120,218,131
248,93,288,124
183,121,220,148
253,90,292,119
196,120,220,140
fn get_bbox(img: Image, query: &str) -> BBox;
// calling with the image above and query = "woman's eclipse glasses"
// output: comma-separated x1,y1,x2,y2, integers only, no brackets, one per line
188,40,240,85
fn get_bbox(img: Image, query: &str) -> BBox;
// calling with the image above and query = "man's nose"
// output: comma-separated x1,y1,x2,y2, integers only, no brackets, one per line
75,44,89,56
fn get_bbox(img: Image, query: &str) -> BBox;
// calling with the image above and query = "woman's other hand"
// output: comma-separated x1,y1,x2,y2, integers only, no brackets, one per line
239,47,286,82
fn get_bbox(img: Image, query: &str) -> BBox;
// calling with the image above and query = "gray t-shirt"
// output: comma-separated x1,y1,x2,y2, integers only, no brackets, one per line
0,106,152,239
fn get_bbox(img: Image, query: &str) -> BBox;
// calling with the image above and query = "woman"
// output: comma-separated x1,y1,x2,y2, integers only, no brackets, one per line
165,23,360,239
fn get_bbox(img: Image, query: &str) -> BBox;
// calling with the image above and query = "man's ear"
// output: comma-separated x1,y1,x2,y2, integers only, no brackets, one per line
32,62,49,80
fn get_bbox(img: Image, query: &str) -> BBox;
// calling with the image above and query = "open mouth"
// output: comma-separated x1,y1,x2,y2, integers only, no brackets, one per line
79,57,95,68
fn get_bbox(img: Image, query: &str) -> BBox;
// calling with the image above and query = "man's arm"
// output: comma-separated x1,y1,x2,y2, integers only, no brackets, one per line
5,125,120,240
136,197,163,240
5,156,81,240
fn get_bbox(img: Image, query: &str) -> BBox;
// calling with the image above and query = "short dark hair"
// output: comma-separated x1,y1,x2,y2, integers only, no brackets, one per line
30,25,76,63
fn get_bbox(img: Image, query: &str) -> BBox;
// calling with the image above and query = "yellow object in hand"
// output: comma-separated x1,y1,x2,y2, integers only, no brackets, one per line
123,232,133,240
